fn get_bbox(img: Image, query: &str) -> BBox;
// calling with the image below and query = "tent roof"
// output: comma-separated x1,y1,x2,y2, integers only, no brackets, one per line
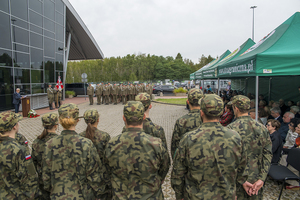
218,12,300,78
63,0,104,60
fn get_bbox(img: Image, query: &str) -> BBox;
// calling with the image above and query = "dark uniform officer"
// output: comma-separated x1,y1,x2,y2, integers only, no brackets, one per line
171,94,247,200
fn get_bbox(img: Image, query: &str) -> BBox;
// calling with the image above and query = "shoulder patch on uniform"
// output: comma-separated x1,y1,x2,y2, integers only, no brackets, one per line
25,140,28,144
25,155,31,160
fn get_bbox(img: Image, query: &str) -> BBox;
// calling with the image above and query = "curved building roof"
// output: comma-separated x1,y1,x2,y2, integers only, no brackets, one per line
63,0,104,60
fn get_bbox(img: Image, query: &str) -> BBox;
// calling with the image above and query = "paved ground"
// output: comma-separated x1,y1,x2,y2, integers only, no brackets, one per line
18,97,300,200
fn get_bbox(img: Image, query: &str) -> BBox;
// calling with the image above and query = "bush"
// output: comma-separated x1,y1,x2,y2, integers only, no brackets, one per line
173,87,187,94
65,90,75,97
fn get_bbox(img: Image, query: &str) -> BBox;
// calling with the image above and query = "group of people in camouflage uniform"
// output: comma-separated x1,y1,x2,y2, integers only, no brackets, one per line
47,84,62,110
87,82,153,105
0,88,272,199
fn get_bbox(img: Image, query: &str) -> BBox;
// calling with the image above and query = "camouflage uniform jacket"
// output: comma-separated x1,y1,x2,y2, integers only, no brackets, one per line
105,127,170,200
47,88,54,99
42,130,107,200
171,109,202,158
171,122,247,200
32,132,57,200
15,132,30,154
112,85,118,95
87,86,94,96
0,137,40,199
96,85,102,96
143,118,167,148
227,116,272,183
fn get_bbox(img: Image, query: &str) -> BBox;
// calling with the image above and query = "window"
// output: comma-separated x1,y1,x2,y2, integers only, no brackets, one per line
30,24,43,34
11,0,28,20
29,10,43,27
32,84,44,94
0,67,14,94
0,50,13,67
55,12,63,26
55,24,64,42
0,0,9,13
14,68,30,84
13,44,29,53
15,84,31,95
55,0,64,14
0,12,11,49
11,17,28,29
44,18,55,32
31,69,43,83
31,48,43,69
44,30,55,39
13,26,29,45
29,0,43,14
44,37,55,58
55,53,63,71
44,0,55,20
13,52,30,68
30,32,43,48
44,58,54,83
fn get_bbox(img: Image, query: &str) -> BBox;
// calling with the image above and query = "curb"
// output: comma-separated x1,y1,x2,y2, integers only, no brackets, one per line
151,100,186,107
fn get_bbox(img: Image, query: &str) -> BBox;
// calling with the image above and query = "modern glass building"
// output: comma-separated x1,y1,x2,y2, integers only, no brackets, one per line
0,0,103,111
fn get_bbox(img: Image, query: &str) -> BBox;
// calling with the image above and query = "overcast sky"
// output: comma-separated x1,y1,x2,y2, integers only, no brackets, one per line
69,0,300,64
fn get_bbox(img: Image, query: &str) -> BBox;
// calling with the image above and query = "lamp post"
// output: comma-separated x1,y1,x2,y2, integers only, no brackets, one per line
250,6,257,41
72,77,74,83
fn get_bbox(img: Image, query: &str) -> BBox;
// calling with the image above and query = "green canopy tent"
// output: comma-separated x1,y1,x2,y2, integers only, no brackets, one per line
190,72,195,80
217,12,300,120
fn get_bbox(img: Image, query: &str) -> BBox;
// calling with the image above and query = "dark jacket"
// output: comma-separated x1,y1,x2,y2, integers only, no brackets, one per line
270,130,283,164
278,122,289,142
13,92,22,105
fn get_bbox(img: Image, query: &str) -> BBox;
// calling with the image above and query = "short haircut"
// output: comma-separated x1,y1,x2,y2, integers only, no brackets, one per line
267,119,281,130
250,99,256,105
234,105,249,114
16,88,20,91
126,119,143,126
273,102,280,107
290,106,300,113
225,104,232,111
290,118,300,129
190,99,200,107
258,108,268,118
284,111,295,119
270,107,281,115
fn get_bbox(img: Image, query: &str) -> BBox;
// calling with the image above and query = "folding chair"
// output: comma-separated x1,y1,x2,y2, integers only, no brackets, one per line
268,148,300,200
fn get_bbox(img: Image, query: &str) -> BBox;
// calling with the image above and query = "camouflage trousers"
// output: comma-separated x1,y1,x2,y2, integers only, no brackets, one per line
96,95,101,104
113,95,118,104
88,95,93,105
122,95,127,104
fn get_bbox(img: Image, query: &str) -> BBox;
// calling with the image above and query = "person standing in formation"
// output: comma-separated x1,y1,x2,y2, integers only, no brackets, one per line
103,83,109,105
42,103,107,199
171,94,248,200
171,88,203,158
112,82,118,105
47,84,54,110
87,84,94,105
32,113,58,199
105,101,170,199
121,83,128,105
227,95,272,199
96,83,102,105
0,112,40,199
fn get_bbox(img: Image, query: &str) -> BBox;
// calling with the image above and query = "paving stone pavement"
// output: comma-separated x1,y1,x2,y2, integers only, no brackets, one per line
18,101,300,200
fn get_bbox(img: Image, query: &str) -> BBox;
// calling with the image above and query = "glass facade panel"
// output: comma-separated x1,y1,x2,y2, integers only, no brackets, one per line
29,0,43,14
0,95,14,111
44,30,55,39
29,10,43,27
56,24,63,42
44,37,55,58
13,52,30,68
0,67,14,100
31,69,43,83
15,84,31,95
0,12,11,49
30,32,43,48
11,17,28,29
13,26,29,45
15,68,30,84
0,49,13,67
32,84,44,94
56,0,64,14
44,0,55,20
30,24,43,34
13,43,29,53
56,41,64,53
44,18,55,32
45,58,55,83
55,12,63,25
31,48,43,69
0,0,9,13
55,53,63,71
56,71,63,82
11,0,28,20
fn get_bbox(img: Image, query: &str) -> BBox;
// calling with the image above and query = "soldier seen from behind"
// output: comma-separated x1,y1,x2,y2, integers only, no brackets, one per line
87,83,94,105
227,95,272,199
80,109,112,198
0,112,40,199
171,88,203,158
105,101,170,199
135,93,167,147
171,94,248,200
42,103,107,199
32,113,59,200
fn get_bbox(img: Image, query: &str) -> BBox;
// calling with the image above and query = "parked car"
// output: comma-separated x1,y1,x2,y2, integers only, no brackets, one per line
153,85,177,95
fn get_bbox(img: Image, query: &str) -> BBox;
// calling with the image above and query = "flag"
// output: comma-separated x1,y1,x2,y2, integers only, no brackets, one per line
56,76,64,91
25,155,31,160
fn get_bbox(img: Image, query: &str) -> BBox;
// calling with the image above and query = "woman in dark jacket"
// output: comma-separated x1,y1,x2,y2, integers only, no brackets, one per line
13,88,23,113
266,119,282,163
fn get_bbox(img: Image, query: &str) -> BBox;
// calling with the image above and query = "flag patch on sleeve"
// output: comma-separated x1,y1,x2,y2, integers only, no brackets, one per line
25,141,28,145
25,155,31,160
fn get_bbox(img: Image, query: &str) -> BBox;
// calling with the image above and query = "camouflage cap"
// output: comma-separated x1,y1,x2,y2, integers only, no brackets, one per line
228,95,250,110
58,103,80,119
42,113,58,126
188,88,204,103
199,94,224,117
0,112,23,132
135,93,151,110
83,109,99,124
123,101,144,122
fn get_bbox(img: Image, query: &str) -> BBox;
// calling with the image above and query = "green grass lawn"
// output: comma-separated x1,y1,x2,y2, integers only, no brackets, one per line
155,98,187,105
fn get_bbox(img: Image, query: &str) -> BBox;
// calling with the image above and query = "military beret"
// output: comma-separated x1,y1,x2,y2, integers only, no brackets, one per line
188,88,204,103
42,113,58,127
124,101,144,122
58,103,80,120
228,95,250,110
135,93,151,109
199,94,224,117
0,112,23,132
83,109,99,124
